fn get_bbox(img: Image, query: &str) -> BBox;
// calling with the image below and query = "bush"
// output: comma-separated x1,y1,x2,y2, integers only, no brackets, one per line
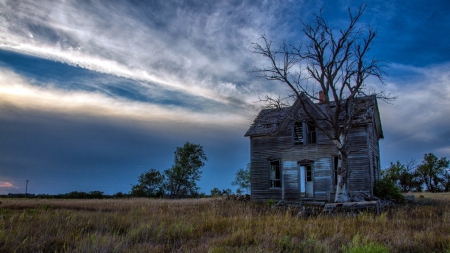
210,188,222,197
374,177,406,204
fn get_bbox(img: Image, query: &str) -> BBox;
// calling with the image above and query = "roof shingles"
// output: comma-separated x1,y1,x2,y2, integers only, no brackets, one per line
245,95,379,137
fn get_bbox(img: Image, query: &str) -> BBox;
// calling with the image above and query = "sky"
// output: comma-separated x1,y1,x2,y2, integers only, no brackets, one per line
1,0,449,195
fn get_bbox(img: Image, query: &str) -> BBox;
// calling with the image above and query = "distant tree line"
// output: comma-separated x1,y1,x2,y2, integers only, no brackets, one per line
2,191,127,199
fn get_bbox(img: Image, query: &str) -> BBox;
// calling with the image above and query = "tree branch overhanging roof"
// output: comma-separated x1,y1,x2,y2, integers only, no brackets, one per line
245,95,383,138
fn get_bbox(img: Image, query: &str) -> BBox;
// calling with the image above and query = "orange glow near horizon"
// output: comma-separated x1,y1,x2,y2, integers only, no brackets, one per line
0,182,17,188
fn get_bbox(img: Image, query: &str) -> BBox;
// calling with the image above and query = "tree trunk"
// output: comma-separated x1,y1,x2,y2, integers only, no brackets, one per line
335,155,349,202
333,134,350,202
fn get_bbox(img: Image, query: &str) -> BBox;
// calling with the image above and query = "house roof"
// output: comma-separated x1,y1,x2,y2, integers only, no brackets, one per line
244,107,291,137
244,95,383,138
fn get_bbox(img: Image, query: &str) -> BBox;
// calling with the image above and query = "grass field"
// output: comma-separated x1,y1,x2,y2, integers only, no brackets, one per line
0,193,449,252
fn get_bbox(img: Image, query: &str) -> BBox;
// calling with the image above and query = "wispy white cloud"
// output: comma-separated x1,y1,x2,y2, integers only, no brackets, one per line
0,68,250,129
0,0,308,109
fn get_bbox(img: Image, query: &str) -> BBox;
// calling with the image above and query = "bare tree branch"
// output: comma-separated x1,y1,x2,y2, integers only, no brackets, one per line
251,4,395,202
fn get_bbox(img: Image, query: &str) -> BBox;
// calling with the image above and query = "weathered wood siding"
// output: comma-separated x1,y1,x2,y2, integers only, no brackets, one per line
250,126,334,201
347,126,371,196
250,123,379,202
282,161,298,200
365,117,381,195
313,158,333,199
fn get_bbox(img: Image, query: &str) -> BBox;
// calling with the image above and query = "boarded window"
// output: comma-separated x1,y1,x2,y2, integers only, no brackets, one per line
293,122,304,145
269,160,281,188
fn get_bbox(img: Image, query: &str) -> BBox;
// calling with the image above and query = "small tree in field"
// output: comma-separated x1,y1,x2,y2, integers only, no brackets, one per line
417,153,449,192
164,142,207,198
131,142,207,198
252,5,393,202
130,169,165,197
231,163,251,195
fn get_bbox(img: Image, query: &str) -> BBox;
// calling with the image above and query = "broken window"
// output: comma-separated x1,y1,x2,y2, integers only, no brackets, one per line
269,160,281,188
293,122,316,145
293,122,304,145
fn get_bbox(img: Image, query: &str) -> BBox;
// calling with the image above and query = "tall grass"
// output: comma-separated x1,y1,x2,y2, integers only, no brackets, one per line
0,193,449,252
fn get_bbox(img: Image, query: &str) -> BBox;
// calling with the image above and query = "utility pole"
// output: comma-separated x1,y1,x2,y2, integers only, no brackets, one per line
25,180,29,197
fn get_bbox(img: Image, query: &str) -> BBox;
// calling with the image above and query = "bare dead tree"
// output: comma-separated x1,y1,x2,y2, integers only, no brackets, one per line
251,5,394,202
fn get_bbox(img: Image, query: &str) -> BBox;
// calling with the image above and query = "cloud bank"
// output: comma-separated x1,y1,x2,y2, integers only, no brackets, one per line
0,68,249,129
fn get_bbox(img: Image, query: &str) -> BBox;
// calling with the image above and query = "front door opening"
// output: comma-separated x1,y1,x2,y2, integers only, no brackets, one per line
299,164,313,197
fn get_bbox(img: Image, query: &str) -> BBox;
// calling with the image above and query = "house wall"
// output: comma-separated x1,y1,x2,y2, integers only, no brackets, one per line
250,124,378,202
365,119,382,194
347,125,372,196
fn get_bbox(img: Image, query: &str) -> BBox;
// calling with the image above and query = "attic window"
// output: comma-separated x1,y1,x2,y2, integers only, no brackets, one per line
293,122,317,145
293,122,304,145
269,160,281,188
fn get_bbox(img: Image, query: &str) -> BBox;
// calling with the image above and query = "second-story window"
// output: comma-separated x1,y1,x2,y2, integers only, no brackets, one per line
306,124,317,144
293,122,317,145
293,122,304,145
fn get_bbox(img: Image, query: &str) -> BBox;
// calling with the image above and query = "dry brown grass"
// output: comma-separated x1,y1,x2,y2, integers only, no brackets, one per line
0,194,449,252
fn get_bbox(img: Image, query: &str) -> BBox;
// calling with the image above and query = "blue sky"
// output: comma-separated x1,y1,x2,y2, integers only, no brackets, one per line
1,0,449,195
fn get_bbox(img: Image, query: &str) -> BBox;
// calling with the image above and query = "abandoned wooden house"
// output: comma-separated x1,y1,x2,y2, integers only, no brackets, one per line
244,95,383,202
